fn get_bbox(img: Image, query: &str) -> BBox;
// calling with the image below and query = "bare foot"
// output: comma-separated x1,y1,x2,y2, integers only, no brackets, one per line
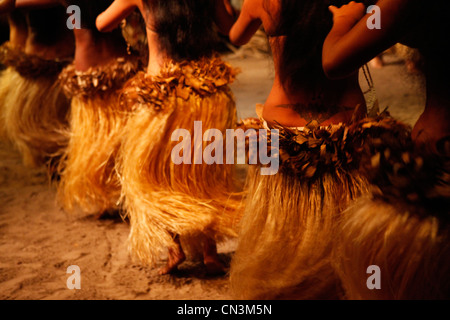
203,237,226,276
159,236,186,275
204,257,226,276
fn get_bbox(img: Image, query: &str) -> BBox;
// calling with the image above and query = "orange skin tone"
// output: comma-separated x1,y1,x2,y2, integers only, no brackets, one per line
1,0,28,50
96,0,235,76
96,0,163,75
97,0,233,275
322,0,450,151
69,28,127,72
0,0,15,12
14,0,127,71
228,0,366,127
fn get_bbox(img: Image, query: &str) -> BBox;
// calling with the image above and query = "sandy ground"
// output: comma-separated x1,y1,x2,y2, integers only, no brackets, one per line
0,52,425,300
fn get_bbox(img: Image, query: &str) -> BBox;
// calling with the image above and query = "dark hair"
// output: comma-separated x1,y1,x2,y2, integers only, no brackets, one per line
28,6,72,46
0,14,9,46
143,0,218,61
268,0,375,94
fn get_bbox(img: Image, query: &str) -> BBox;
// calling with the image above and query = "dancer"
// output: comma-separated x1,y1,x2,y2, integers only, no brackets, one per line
322,0,450,299
334,139,450,299
227,0,408,300
55,0,140,216
0,1,27,139
97,0,241,275
0,0,74,168
322,0,450,152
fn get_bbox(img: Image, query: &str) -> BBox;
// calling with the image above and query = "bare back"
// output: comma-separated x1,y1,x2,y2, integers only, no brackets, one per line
322,0,450,151
25,7,74,60
232,0,366,127
7,10,28,49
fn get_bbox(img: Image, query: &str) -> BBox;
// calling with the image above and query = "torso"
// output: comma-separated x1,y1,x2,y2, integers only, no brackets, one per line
259,0,366,127
401,0,450,151
145,27,168,76
72,28,127,72
7,10,27,50
25,7,74,60
136,1,168,76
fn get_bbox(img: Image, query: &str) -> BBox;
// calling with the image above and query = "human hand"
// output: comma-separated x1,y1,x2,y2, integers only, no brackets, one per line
0,0,15,13
14,0,63,10
329,1,366,26
96,0,137,33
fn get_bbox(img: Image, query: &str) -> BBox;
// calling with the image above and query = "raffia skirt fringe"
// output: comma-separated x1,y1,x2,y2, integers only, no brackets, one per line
0,68,13,139
57,92,128,214
333,137,450,299
334,196,450,299
230,164,370,300
230,108,420,300
119,76,242,266
0,67,69,167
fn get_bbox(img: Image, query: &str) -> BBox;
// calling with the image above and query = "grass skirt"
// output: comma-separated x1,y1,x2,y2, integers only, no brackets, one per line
2,68,70,168
335,197,450,299
0,68,14,139
231,166,369,300
57,57,139,214
230,109,410,299
334,134,450,299
118,57,242,266
0,43,71,168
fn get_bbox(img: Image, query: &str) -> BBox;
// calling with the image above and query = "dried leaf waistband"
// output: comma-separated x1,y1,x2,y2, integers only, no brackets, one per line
59,55,141,99
121,56,238,112
0,42,71,78
361,131,450,217
239,109,411,180
241,110,449,217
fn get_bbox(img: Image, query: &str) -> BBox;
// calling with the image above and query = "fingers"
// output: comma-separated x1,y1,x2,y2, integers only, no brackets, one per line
329,1,366,22
347,1,362,6
329,5,338,15
330,1,365,13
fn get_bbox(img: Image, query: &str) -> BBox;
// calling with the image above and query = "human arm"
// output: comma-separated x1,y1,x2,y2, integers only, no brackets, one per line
214,0,237,35
15,0,62,9
0,0,15,13
229,0,262,46
322,0,414,79
96,0,139,33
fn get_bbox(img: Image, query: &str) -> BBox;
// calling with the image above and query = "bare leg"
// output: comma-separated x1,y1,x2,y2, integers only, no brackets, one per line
203,237,226,276
159,234,186,275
